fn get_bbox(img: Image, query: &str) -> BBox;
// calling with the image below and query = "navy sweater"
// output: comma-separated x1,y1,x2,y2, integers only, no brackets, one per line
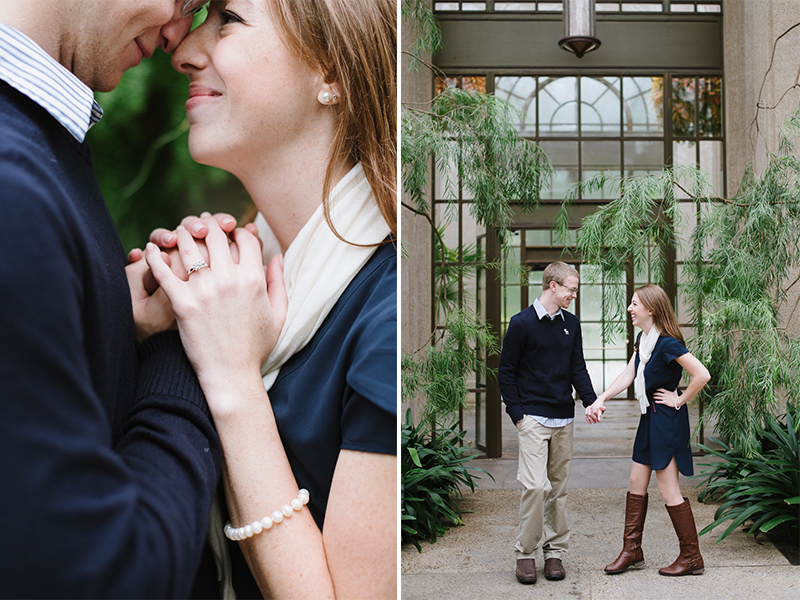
498,304,597,424
0,81,221,597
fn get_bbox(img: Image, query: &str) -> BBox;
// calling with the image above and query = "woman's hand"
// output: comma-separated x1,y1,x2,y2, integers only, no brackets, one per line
585,399,606,424
653,388,681,409
144,216,287,404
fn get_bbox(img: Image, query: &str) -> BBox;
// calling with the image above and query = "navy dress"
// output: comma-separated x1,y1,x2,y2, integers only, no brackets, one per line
631,334,694,476
191,241,397,599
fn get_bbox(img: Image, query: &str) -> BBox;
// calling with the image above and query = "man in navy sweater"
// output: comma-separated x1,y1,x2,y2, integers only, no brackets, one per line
498,261,597,585
0,2,222,597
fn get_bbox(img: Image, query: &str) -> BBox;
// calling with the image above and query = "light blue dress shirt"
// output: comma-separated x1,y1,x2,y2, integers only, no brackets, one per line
0,22,102,142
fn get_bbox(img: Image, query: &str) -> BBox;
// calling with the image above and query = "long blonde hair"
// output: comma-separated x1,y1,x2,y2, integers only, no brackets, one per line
267,0,397,239
635,284,685,346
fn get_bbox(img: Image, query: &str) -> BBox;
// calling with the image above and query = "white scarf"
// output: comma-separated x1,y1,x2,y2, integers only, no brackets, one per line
256,162,390,390
634,326,661,414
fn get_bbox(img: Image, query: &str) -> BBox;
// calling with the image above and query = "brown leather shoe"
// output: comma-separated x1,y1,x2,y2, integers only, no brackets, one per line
515,558,537,584
544,557,565,580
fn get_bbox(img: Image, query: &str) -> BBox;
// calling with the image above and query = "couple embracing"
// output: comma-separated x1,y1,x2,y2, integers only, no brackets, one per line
0,1,396,598
499,261,710,585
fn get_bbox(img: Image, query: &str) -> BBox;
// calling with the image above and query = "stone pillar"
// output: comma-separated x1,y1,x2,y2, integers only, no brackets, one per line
400,9,434,423
724,0,800,338
725,0,800,188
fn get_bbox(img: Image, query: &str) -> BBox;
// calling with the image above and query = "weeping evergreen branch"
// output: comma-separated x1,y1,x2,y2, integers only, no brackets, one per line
402,60,552,435
556,167,708,340
402,86,553,233
684,112,800,455
401,0,443,64
433,230,499,317
559,103,800,457
402,308,499,430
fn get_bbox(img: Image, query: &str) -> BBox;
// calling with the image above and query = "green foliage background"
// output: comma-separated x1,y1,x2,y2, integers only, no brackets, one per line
87,46,251,253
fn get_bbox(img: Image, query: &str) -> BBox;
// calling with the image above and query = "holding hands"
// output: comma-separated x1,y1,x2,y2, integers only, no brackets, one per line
127,212,268,340
143,216,287,404
585,399,606,424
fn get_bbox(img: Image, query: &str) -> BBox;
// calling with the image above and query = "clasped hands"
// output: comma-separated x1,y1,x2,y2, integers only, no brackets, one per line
584,401,605,424
126,213,287,370
127,212,243,341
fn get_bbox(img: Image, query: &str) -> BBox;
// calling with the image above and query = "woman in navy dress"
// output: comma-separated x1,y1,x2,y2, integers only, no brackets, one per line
585,285,710,577
132,1,397,597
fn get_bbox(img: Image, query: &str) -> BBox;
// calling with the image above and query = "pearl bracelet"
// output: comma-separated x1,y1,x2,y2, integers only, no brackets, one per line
224,489,310,541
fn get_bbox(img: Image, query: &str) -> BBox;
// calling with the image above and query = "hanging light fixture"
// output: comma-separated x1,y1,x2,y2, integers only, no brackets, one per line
559,0,602,59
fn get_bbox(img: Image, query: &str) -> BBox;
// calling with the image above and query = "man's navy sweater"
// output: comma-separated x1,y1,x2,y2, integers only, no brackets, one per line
498,304,597,424
0,81,221,598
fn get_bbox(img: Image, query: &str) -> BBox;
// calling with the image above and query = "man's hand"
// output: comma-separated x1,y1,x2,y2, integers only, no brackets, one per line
126,257,176,343
584,401,606,424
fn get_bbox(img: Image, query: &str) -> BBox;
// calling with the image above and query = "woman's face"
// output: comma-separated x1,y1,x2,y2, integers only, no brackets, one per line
171,0,325,172
627,292,653,331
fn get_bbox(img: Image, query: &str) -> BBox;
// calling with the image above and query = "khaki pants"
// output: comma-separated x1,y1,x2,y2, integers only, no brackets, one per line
514,415,574,560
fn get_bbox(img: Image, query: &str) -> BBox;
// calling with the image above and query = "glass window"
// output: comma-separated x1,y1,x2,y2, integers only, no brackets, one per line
581,77,622,136
672,77,697,137
698,77,722,137
495,2,537,9
525,229,551,246
624,140,664,176
539,141,578,199
623,77,663,136
496,76,537,136
582,141,622,199
539,77,578,136
699,140,723,196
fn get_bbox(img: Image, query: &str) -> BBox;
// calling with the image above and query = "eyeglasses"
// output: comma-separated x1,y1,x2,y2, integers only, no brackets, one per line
555,281,579,295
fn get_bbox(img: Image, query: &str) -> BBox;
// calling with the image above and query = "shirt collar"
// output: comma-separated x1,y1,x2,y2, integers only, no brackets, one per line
533,297,565,321
0,22,103,142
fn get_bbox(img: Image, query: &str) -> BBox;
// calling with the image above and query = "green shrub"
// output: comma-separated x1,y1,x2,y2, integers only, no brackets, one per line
401,409,492,551
694,403,799,543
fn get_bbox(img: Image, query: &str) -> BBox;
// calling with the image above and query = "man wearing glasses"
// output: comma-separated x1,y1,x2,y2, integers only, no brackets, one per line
0,2,220,597
498,261,597,585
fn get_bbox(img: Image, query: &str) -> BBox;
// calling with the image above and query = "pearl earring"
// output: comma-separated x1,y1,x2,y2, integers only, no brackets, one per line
320,91,339,104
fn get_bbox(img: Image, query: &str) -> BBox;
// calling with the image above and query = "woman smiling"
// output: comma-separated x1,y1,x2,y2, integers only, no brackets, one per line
139,0,397,597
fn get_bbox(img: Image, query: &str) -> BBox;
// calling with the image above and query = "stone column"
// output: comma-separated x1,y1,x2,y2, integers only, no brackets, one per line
724,0,800,342
400,8,434,422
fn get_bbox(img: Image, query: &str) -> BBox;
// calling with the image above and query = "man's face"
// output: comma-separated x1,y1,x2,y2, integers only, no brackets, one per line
69,1,194,92
553,275,579,310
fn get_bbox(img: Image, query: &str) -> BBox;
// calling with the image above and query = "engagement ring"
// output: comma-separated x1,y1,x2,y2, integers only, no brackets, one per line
187,261,208,276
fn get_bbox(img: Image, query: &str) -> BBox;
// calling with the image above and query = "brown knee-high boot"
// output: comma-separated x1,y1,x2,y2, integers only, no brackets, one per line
659,498,705,576
604,492,648,574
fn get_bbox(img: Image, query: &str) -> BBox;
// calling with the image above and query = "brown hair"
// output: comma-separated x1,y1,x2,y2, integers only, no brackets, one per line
542,261,579,290
634,284,685,345
266,0,397,240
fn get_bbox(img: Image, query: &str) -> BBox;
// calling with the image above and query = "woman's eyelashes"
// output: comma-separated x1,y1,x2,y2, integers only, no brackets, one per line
217,8,244,25
211,2,245,26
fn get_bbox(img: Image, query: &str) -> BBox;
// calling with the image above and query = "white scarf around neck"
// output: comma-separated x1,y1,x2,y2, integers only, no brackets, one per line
255,162,391,390
634,326,661,414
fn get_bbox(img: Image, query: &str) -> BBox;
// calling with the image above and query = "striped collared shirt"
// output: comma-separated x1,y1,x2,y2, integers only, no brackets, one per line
0,22,103,143
531,297,574,428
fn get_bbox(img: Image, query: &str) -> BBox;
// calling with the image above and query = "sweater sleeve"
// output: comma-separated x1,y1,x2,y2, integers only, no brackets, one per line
570,321,598,407
498,314,526,424
0,156,221,597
